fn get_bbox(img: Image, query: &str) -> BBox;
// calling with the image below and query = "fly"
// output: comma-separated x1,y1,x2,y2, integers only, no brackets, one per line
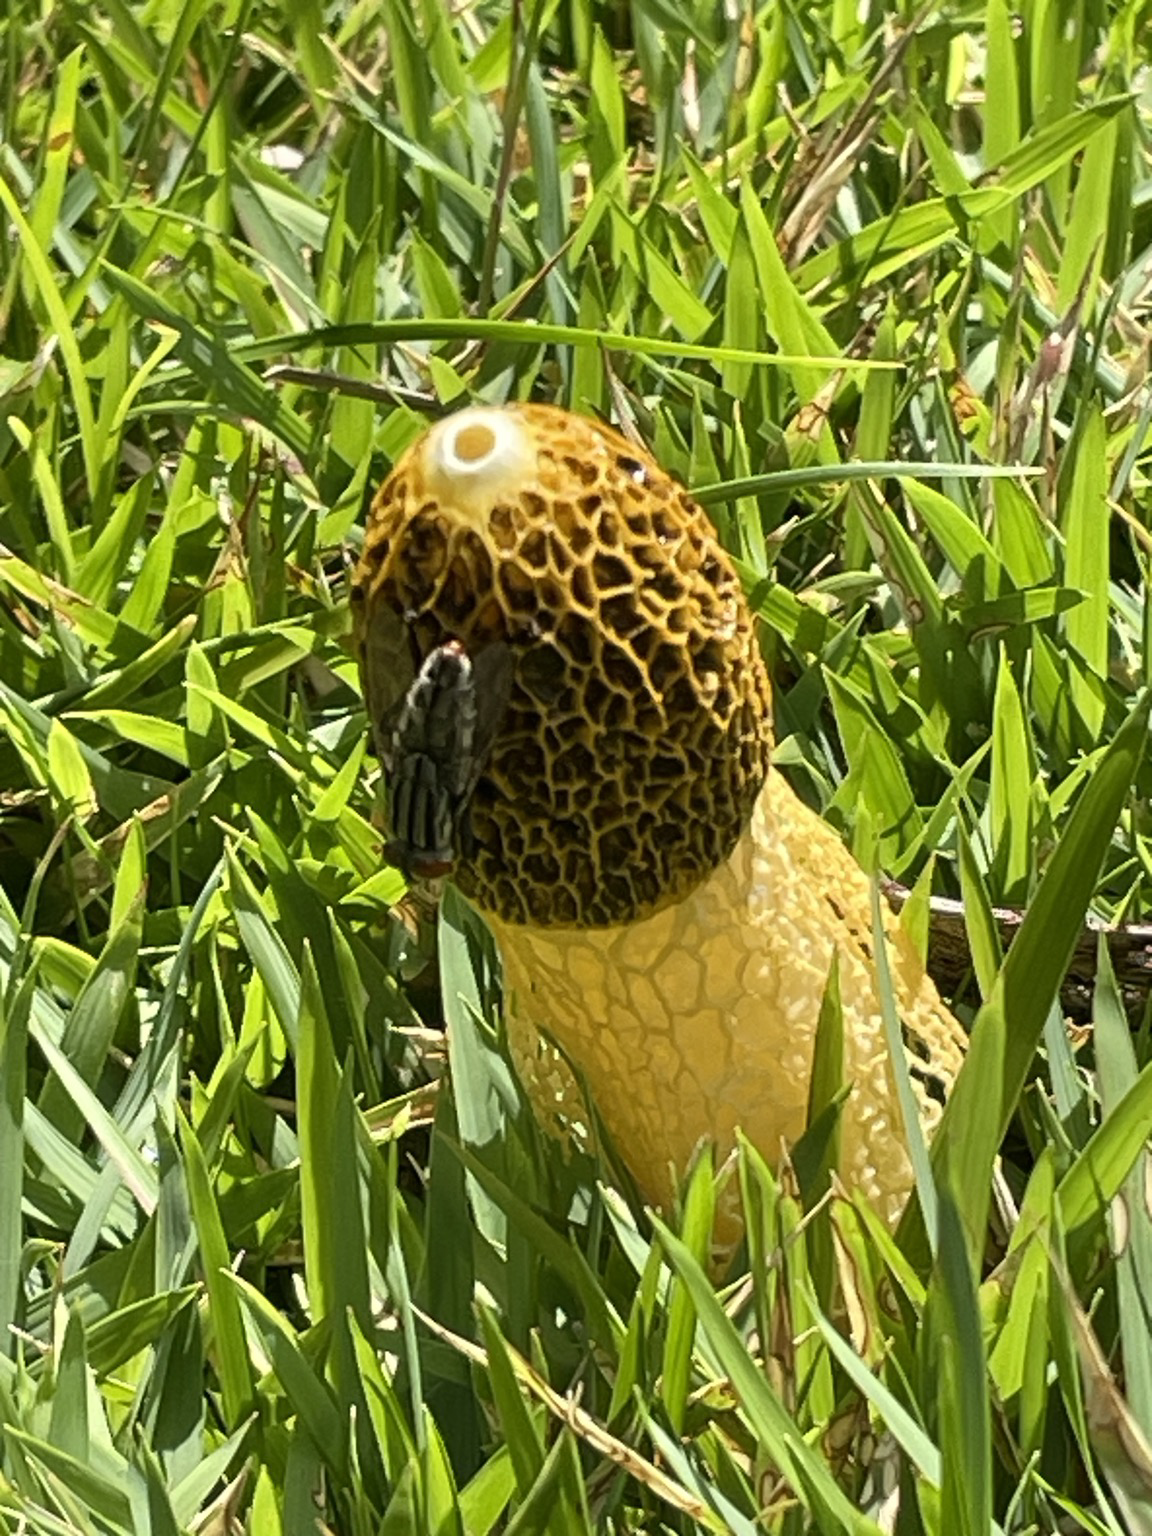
382,638,513,880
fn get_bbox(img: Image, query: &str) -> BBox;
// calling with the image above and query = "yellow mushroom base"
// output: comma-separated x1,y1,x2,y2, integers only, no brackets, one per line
481,772,966,1238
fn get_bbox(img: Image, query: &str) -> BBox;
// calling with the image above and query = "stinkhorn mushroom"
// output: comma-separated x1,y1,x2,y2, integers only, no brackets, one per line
351,404,965,1228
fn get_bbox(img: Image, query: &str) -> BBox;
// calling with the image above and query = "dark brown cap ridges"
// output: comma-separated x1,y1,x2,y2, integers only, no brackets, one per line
353,404,774,928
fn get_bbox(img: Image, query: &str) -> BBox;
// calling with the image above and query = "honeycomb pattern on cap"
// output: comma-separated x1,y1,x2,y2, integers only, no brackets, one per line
352,404,774,928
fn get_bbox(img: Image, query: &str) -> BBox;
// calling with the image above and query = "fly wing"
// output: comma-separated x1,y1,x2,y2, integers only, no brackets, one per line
355,596,418,775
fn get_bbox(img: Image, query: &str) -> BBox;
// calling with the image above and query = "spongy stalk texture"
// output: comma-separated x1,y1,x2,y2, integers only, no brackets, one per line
486,770,966,1234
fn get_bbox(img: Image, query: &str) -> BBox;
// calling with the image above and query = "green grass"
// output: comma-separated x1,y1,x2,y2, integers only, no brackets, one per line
2,0,1152,1530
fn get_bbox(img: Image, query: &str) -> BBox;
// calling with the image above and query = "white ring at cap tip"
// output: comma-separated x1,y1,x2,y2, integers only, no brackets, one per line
434,407,523,479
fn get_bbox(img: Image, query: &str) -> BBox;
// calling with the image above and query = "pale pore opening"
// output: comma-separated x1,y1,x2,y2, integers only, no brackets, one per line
452,421,497,464
423,407,537,522
436,409,521,479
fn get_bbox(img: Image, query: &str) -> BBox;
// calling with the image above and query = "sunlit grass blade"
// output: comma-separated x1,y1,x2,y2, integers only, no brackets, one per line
660,1148,714,1434
1057,1049,1152,1234
99,264,314,463
988,649,1035,902
227,1273,348,1481
0,968,31,1358
651,1213,884,1535
0,169,99,494
1062,405,1110,743
175,1107,254,1429
1091,938,1152,1440
217,317,898,378
929,1192,993,1536
929,693,1150,1244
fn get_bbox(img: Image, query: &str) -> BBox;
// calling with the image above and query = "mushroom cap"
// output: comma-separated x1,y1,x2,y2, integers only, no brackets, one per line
352,404,773,927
